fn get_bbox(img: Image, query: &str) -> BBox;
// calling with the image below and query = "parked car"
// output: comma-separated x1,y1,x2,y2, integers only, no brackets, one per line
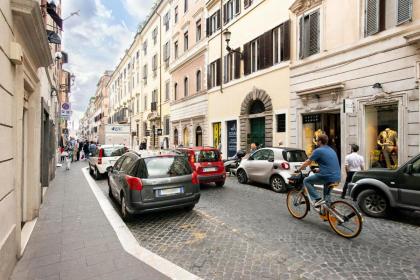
176,147,226,187
348,154,420,218
236,147,309,192
88,145,126,179
107,151,200,221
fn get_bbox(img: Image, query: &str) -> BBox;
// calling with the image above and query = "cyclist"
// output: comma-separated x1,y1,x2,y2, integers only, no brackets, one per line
297,134,341,207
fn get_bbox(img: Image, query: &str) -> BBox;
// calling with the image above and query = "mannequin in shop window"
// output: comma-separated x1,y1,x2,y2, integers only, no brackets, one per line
377,128,398,169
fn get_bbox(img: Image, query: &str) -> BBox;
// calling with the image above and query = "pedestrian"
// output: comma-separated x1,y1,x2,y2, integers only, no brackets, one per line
77,140,82,161
342,144,365,198
250,143,257,153
60,146,65,163
83,141,90,160
89,141,97,156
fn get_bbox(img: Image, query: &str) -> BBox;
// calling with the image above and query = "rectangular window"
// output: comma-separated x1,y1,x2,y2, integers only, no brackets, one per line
165,116,170,135
207,59,221,89
196,20,202,42
143,64,148,80
152,27,158,45
207,10,221,37
164,12,170,31
143,40,148,55
224,53,234,83
299,10,320,59
152,55,157,77
184,31,189,51
397,0,412,25
165,81,170,101
250,40,258,73
174,6,178,23
174,41,179,58
163,41,170,62
144,95,147,110
244,0,253,9
273,20,290,64
276,114,286,133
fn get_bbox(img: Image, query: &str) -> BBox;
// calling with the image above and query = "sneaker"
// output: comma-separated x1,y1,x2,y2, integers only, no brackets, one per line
314,199,326,208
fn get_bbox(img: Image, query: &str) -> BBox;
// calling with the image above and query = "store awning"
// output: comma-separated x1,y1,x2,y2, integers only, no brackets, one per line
46,2,63,30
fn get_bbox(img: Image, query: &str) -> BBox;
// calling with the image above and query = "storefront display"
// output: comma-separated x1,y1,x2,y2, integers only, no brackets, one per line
213,122,221,148
365,104,398,169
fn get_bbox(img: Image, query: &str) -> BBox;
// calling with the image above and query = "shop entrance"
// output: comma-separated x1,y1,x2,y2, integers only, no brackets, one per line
249,117,265,147
302,112,341,164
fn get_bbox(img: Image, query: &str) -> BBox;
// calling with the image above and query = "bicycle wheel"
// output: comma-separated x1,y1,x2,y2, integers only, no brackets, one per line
286,189,309,219
327,200,363,239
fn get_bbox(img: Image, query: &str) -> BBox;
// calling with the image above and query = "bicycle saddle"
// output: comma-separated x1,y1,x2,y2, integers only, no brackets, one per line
326,182,340,189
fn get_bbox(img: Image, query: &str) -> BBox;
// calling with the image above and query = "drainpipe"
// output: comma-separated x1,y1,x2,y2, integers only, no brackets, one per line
220,0,223,93
156,10,163,150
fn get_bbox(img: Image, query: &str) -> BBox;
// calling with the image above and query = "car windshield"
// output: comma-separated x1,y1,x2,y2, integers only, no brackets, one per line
102,146,124,157
195,150,220,162
283,150,308,162
144,156,192,178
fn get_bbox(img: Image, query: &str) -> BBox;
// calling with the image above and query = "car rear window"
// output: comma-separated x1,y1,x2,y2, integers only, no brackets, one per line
283,150,308,162
144,156,192,178
102,147,124,157
194,150,220,162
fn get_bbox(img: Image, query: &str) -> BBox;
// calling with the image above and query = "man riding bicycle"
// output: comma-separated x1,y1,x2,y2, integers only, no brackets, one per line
297,134,341,207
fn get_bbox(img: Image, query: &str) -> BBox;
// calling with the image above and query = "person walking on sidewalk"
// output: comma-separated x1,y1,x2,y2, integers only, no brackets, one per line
83,140,90,160
342,144,364,198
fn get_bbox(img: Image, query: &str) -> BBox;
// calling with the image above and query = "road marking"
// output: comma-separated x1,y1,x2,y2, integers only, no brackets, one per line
82,168,202,280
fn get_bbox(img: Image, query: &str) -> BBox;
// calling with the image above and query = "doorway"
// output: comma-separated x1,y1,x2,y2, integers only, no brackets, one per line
249,117,265,148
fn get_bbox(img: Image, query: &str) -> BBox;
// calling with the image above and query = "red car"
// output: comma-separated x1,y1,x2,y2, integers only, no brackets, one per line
176,147,226,187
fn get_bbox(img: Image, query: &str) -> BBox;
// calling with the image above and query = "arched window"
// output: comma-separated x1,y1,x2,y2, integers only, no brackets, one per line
174,83,178,100
184,77,189,97
174,129,179,146
196,126,202,146
249,100,265,114
196,70,201,92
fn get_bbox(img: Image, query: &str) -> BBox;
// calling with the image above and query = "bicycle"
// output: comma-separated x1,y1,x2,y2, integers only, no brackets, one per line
286,171,363,239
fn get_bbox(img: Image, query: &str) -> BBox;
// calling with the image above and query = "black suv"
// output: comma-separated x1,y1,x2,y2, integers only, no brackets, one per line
349,154,420,218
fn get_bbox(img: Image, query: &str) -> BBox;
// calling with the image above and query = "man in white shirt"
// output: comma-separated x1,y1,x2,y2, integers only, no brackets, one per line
342,144,365,198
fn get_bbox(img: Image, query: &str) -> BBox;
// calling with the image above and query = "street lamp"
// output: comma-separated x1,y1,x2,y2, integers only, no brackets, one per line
223,29,243,59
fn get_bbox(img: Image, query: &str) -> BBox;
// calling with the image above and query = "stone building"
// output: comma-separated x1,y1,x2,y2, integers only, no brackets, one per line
288,0,420,173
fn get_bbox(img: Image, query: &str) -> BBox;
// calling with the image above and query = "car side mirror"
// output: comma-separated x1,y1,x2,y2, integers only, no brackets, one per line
268,158,274,163
406,164,413,175
106,166,114,173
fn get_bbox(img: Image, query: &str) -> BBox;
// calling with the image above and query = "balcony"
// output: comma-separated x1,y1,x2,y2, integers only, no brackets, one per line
151,101,157,111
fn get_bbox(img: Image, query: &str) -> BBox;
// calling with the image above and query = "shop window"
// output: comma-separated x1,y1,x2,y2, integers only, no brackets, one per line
276,114,286,132
365,104,398,169
213,122,221,148
183,127,190,146
174,128,179,146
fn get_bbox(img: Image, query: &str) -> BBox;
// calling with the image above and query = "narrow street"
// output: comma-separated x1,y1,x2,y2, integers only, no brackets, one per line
88,162,420,280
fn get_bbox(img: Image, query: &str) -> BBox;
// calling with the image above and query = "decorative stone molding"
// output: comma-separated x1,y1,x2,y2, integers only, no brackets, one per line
290,0,322,15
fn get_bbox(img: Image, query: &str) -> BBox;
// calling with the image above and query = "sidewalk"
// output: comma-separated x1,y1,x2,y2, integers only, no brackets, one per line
10,161,170,280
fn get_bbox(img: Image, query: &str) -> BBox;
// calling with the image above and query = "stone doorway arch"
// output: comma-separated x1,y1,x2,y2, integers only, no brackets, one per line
239,87,273,151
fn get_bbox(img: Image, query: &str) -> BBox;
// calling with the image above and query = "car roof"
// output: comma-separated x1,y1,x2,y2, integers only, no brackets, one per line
129,150,182,159
268,147,306,152
177,146,218,151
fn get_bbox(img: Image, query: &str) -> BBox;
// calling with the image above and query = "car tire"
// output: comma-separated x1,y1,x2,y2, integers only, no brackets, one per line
357,189,389,218
89,164,93,175
270,175,287,193
216,181,225,187
120,195,132,222
94,167,101,180
237,169,248,184
108,179,113,199
185,204,195,212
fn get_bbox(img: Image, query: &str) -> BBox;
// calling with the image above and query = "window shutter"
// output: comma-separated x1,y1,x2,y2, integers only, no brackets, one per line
223,55,228,83
206,18,210,36
216,58,221,86
235,0,241,15
243,42,250,75
234,48,241,79
397,0,412,25
309,11,320,56
207,65,212,89
365,0,380,36
264,30,273,69
282,20,290,61
299,16,304,59
223,3,228,24
216,10,221,30
244,0,250,9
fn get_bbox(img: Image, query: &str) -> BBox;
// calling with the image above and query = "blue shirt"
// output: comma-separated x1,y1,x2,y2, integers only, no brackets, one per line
309,145,341,182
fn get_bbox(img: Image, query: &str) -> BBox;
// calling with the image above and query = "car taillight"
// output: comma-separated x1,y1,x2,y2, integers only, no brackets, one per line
126,175,143,191
98,149,103,164
189,154,195,164
281,162,290,170
192,171,199,185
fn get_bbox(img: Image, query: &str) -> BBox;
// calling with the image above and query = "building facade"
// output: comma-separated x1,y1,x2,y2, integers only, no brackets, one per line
169,0,209,148
92,71,112,144
288,0,420,173
206,0,293,157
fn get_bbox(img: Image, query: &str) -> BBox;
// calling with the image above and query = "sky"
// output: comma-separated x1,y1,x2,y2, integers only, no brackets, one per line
62,0,155,129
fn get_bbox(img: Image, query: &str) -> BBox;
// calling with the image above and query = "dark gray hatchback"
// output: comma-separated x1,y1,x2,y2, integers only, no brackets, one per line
107,151,200,221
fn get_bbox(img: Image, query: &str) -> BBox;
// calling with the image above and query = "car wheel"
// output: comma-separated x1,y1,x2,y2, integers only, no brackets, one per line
237,169,248,184
108,178,113,199
120,195,132,222
89,164,93,175
185,204,195,212
270,175,287,193
357,189,389,218
94,167,101,180
216,181,225,187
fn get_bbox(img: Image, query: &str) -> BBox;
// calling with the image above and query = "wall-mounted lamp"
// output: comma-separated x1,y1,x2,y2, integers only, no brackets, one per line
372,83,382,90
223,29,243,59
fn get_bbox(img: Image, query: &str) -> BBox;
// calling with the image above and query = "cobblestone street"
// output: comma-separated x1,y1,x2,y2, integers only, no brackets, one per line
95,170,420,280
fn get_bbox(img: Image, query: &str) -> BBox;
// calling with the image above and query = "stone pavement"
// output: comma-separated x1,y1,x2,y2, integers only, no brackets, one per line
10,161,169,280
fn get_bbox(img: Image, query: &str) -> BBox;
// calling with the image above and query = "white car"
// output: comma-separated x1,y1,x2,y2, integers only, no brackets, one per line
88,145,126,179
236,147,309,192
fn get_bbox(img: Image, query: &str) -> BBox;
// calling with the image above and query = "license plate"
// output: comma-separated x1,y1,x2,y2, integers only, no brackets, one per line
203,167,218,172
159,187,183,196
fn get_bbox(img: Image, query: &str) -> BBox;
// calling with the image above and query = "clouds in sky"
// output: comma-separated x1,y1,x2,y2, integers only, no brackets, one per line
62,0,154,125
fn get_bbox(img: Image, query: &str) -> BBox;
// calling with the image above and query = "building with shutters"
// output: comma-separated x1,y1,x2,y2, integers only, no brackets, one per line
205,0,293,157
288,0,420,174
91,71,112,144
169,0,209,148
